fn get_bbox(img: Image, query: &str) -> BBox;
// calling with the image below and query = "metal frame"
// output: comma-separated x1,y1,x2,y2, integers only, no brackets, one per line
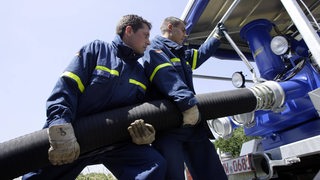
281,0,320,67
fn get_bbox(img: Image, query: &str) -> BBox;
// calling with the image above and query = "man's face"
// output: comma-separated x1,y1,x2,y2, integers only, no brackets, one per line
171,23,187,45
126,23,150,54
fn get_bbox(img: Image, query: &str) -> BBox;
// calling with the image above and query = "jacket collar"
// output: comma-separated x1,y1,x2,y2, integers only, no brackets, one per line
154,35,183,51
112,35,143,62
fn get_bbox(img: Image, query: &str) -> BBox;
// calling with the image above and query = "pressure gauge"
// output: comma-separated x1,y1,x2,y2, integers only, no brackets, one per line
232,71,245,88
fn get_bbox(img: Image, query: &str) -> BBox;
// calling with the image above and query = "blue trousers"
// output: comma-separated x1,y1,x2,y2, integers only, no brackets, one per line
22,142,166,180
153,123,228,180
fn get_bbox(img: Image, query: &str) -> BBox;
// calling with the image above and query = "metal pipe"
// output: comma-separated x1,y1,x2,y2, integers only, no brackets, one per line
205,0,241,43
223,30,260,83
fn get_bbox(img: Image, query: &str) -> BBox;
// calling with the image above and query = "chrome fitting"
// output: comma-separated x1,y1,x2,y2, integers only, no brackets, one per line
249,81,285,111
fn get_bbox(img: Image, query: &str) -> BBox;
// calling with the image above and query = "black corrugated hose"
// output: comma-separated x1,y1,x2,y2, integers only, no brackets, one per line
0,88,256,179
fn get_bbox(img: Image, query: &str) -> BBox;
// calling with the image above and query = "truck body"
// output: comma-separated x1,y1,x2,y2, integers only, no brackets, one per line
181,0,320,179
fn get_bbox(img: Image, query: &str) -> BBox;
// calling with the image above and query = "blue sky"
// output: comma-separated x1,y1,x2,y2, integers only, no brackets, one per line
0,0,253,144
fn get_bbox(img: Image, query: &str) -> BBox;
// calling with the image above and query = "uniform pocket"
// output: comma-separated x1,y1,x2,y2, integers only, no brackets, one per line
91,69,115,84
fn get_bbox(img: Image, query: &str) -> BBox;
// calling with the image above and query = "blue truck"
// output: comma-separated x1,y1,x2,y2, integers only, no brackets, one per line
181,0,320,179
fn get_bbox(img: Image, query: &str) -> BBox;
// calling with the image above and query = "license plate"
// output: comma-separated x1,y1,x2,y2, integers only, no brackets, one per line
222,154,253,175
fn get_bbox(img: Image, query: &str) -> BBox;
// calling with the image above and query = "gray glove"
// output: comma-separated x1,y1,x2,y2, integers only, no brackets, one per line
128,119,155,145
214,23,227,39
182,105,200,126
47,123,80,165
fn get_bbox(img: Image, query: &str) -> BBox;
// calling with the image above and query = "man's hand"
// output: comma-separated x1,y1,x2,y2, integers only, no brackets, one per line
182,105,200,126
128,119,155,145
214,23,228,39
47,123,80,165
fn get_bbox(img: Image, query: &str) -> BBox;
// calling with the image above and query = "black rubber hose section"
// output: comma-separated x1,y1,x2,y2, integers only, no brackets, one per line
0,88,256,179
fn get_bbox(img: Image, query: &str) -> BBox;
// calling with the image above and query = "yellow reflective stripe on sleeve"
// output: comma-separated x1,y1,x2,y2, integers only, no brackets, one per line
129,79,147,91
192,49,198,70
150,63,172,82
170,58,180,63
95,65,119,76
61,71,85,93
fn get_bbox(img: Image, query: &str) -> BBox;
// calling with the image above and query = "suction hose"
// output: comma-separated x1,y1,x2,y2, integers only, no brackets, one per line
0,88,256,179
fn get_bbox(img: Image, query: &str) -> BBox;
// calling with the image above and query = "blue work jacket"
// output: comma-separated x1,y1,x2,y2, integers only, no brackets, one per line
44,35,148,127
143,35,220,112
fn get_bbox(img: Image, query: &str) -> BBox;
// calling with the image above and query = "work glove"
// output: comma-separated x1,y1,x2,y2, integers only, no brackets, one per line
48,123,80,165
214,23,228,39
182,105,200,127
128,119,155,145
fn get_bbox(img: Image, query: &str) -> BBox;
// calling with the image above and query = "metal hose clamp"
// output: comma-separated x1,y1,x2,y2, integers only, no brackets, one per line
249,81,285,111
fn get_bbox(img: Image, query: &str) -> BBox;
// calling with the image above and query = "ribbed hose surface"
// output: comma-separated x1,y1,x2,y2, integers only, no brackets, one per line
0,88,256,179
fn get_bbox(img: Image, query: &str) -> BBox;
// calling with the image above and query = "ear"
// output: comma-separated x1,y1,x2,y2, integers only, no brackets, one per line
125,26,133,36
168,24,173,31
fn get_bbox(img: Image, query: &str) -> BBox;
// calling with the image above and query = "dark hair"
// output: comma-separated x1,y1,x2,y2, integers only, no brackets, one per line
116,14,152,38
160,16,186,34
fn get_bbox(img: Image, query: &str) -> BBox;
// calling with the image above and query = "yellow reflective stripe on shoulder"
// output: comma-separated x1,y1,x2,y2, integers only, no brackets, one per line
192,49,198,70
150,63,172,82
95,65,119,76
129,79,147,91
61,71,85,93
170,58,180,63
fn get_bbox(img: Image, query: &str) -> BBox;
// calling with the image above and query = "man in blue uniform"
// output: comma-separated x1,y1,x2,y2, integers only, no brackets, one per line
22,14,166,180
143,16,228,180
